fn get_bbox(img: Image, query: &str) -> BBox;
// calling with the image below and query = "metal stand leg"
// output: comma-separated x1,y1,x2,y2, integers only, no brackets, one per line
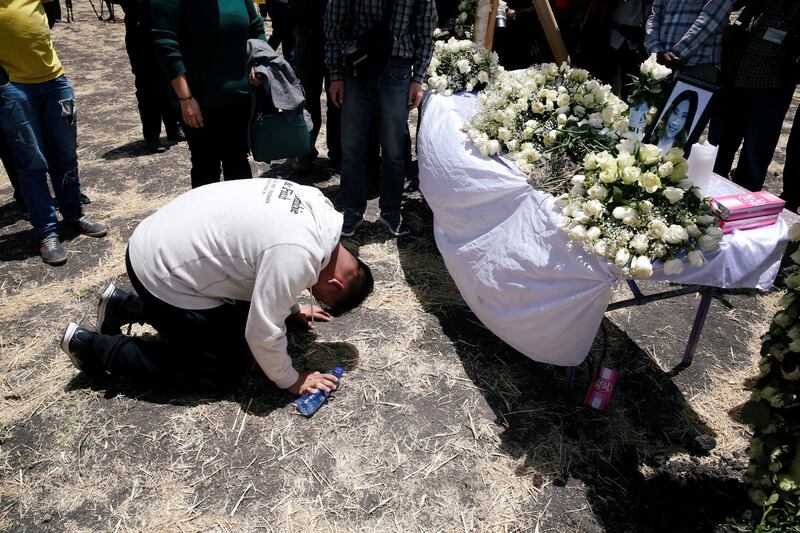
681,287,715,366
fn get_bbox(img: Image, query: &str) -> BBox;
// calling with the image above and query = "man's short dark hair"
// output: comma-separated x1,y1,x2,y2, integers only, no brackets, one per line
331,257,373,315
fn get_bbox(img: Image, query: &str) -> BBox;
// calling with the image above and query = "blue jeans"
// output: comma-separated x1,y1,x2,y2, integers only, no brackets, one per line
0,75,83,238
341,62,411,214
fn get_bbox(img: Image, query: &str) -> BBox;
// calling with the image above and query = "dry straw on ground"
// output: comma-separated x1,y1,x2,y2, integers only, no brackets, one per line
1,6,799,532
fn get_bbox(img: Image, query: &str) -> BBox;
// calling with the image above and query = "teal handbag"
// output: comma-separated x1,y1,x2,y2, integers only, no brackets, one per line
249,110,312,162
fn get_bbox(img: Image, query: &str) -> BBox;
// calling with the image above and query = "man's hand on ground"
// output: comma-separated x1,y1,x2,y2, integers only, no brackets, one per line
288,370,339,396
329,80,345,108
287,304,332,330
408,81,423,110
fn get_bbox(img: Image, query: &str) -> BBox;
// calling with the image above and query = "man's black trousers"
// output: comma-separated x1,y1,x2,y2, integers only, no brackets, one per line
85,251,252,387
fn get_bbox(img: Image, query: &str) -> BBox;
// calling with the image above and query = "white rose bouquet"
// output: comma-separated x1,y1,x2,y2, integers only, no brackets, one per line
556,143,721,278
626,54,673,132
424,38,501,96
464,63,629,173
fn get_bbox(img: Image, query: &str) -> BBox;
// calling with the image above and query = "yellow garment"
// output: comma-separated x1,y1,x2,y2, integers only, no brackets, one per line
0,0,64,83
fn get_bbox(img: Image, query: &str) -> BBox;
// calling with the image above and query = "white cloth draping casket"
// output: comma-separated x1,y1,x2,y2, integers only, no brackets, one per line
417,93,794,367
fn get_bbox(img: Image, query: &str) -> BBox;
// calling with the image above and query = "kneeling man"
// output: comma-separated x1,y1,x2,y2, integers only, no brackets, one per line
60,179,373,395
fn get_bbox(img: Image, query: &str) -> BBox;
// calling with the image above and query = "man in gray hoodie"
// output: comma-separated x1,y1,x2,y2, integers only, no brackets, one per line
60,178,373,395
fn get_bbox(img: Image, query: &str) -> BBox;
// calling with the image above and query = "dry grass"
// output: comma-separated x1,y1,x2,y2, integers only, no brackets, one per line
1,6,798,532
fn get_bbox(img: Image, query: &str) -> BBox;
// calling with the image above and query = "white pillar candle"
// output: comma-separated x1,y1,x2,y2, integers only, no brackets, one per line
687,141,718,191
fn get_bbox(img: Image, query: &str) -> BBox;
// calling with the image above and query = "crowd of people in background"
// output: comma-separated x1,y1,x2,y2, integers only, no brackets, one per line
0,0,799,265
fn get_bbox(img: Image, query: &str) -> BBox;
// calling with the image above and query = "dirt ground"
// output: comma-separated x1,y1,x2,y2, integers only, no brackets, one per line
1,7,798,532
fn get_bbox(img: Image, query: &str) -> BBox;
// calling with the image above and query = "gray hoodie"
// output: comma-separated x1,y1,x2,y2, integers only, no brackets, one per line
247,38,313,130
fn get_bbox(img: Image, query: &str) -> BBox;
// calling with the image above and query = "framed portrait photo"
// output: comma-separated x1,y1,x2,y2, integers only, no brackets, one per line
644,74,718,156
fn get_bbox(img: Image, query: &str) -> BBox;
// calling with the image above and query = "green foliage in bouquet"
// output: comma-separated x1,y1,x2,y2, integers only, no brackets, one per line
744,225,800,523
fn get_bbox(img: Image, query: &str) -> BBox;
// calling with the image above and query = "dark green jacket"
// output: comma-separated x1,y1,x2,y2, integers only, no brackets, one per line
151,0,266,107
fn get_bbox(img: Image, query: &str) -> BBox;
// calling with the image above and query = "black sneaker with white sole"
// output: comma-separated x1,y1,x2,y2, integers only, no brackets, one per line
60,322,98,372
97,282,131,335
378,210,410,237
341,209,364,237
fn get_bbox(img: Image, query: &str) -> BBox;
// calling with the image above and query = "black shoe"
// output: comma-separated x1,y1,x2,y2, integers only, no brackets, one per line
341,209,364,237
378,210,410,237
60,322,97,372
40,233,66,265
80,193,91,205
166,126,186,143
64,216,107,237
145,138,167,153
97,282,131,335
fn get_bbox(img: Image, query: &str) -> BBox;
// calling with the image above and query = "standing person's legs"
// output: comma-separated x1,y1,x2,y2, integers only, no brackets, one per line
217,101,253,181
184,109,223,188
325,74,342,165
294,26,324,160
374,63,411,218
709,86,746,178
40,76,84,224
732,84,795,191
125,21,164,148
0,81,61,238
265,0,295,63
340,75,373,216
0,129,25,210
782,108,800,212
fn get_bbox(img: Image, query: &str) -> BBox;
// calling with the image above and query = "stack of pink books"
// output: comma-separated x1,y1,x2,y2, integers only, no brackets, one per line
710,191,785,234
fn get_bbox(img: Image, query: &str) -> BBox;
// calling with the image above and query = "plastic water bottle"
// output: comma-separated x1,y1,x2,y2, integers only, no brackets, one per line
296,367,344,416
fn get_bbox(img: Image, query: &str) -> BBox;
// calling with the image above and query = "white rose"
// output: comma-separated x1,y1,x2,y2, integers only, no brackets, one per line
688,249,706,268
582,93,595,107
583,153,598,170
615,248,631,266
456,59,471,74
789,223,800,241
573,105,586,116
638,144,662,166
584,199,605,217
705,226,724,240
630,256,653,278
698,234,720,252
664,224,689,244
665,146,685,164
640,53,657,76
616,151,635,170
685,223,702,238
612,206,628,220
599,169,618,183
639,200,653,214
570,175,586,188
649,219,668,239
588,112,602,128
573,211,590,224
586,226,602,241
658,161,674,178
630,234,649,254
477,71,489,84
621,166,641,185
497,127,512,141
663,258,684,276
556,93,571,107
588,184,608,200
593,240,608,256
697,215,718,226
568,224,588,241
639,172,661,193
557,113,568,126
487,139,501,155
663,186,685,204
506,139,519,152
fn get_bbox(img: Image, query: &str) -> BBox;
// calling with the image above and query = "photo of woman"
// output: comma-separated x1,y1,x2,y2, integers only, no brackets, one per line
649,90,699,155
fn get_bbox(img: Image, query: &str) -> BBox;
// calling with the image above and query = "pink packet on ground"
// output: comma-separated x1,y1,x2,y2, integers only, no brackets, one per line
584,367,618,412
720,213,779,234
710,191,785,221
